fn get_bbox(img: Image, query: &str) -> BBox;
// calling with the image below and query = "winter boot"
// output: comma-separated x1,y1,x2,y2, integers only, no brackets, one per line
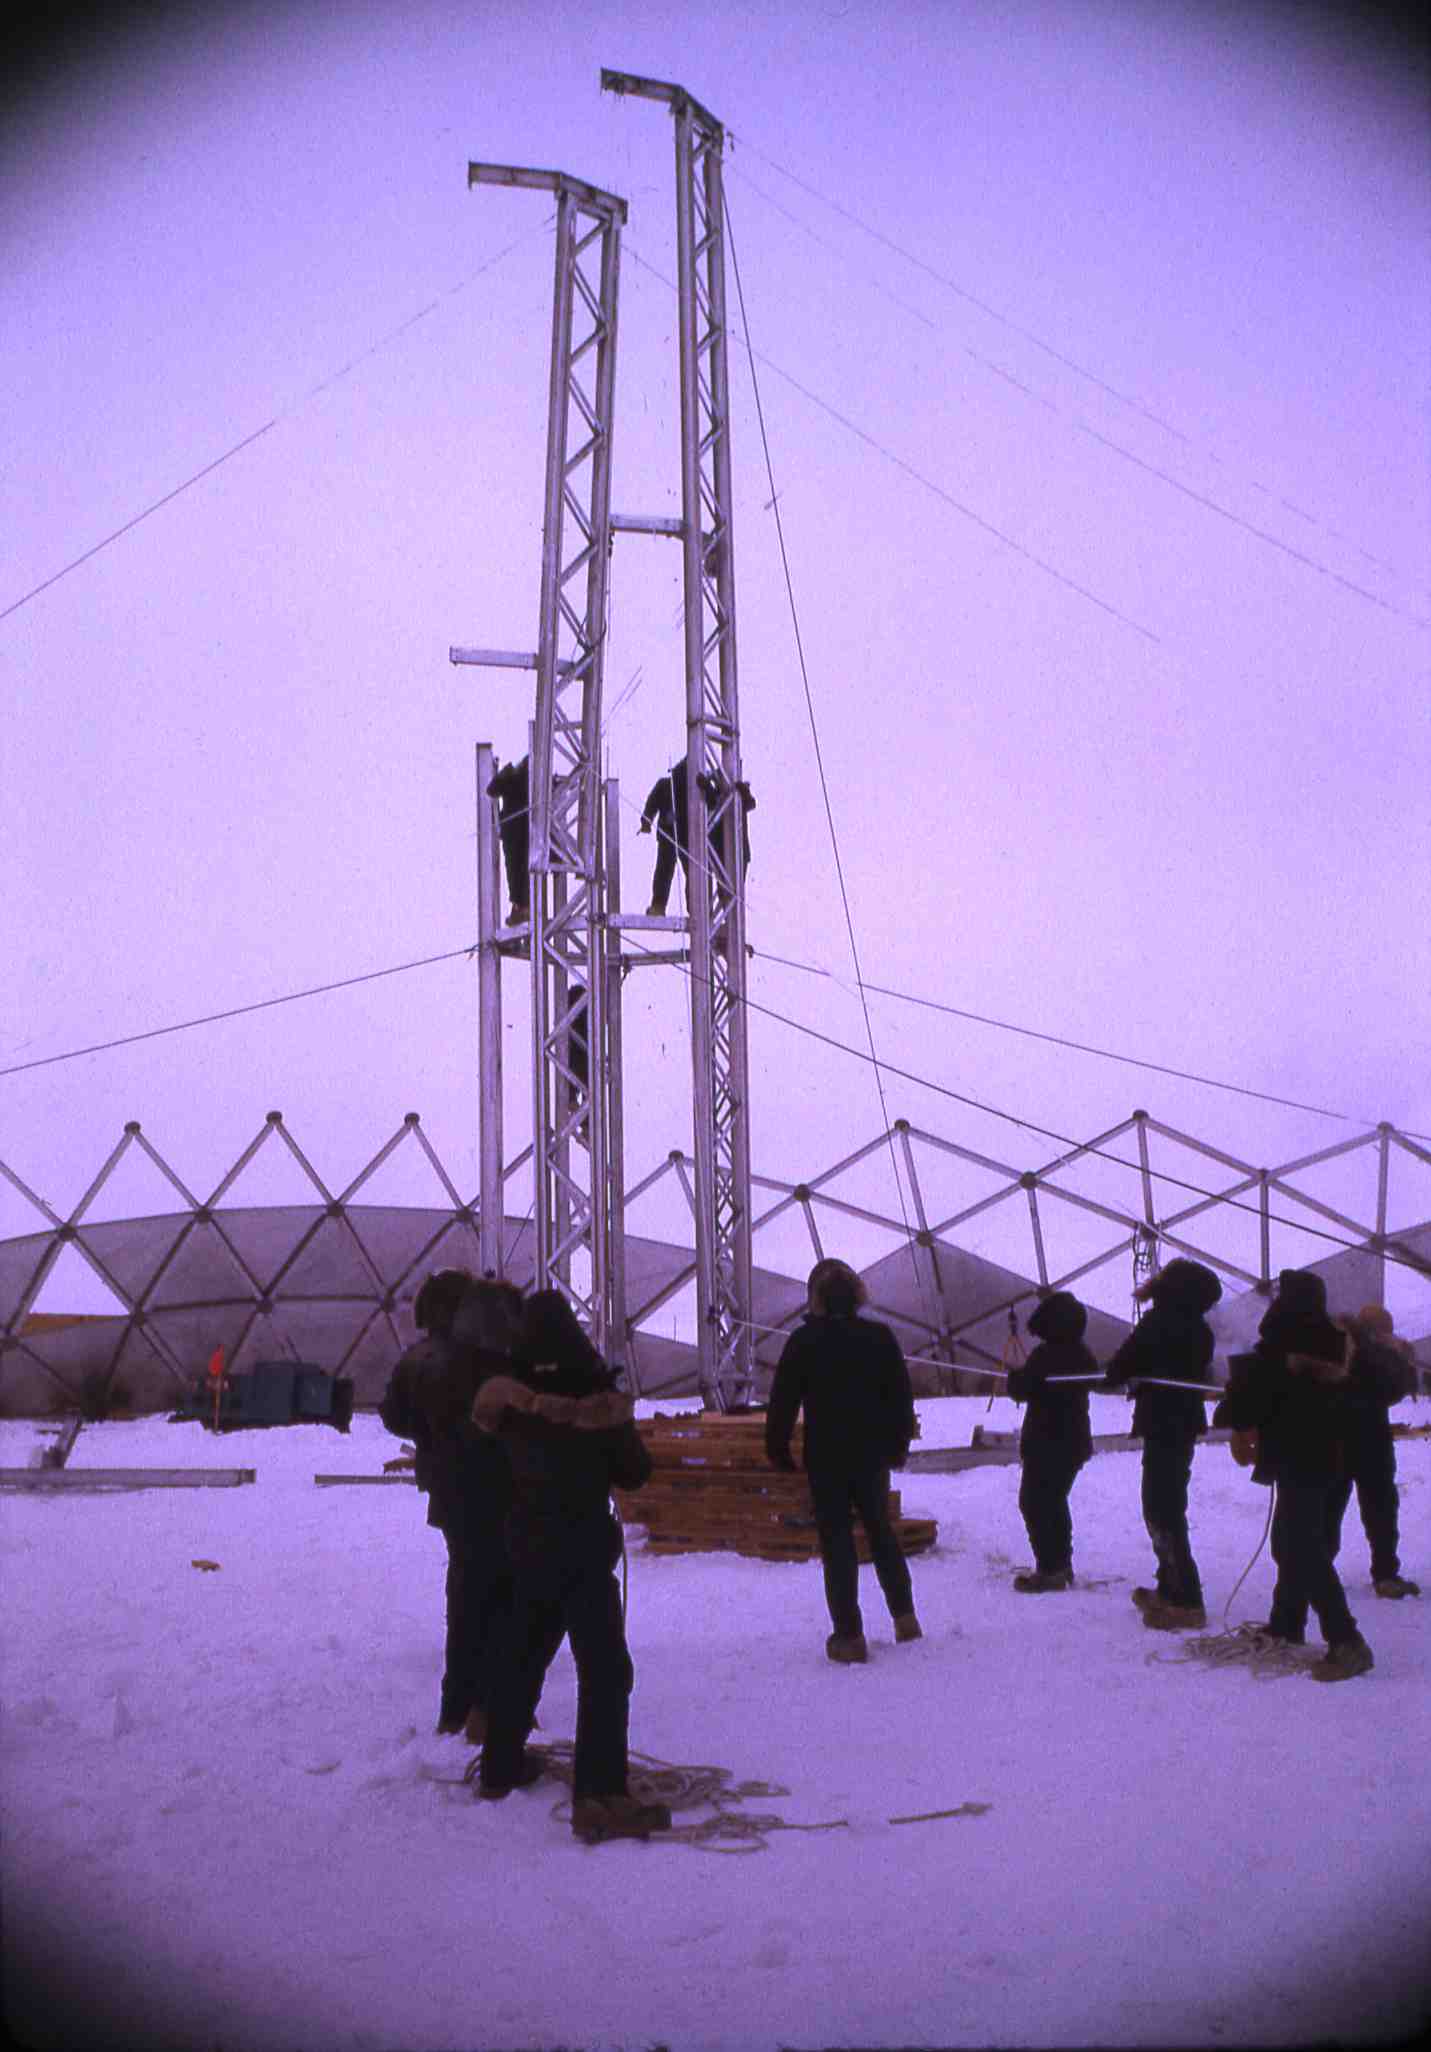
1130,1586,1159,1612
1310,1633,1374,1683
893,1612,923,1643
1140,1599,1207,1632
825,1631,869,1664
571,1793,673,1844
463,1706,488,1746
1373,1576,1420,1599
1013,1570,1072,1593
476,1749,546,1799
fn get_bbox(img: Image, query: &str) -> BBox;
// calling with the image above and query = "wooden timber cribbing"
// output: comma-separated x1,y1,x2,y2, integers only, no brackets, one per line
616,1410,938,1563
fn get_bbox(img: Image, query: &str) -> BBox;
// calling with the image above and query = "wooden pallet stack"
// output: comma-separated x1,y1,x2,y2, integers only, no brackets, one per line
615,1410,938,1562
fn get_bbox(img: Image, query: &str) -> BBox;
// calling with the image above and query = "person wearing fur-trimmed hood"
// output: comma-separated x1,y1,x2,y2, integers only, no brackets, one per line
765,1258,921,1664
1007,1291,1096,1593
470,1290,671,1841
1103,1257,1222,1632
1214,1270,1375,1681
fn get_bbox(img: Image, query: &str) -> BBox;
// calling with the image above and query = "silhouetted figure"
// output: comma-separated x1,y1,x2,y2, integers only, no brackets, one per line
487,756,529,925
471,1291,669,1841
1329,1304,1419,1600
566,983,589,1114
1104,1257,1222,1632
378,1271,522,1740
766,1258,920,1663
1214,1269,1375,1681
640,759,754,915
1007,1291,1096,1592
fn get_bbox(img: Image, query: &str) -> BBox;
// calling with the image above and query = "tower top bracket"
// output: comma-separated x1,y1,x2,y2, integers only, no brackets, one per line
467,161,628,223
599,69,724,138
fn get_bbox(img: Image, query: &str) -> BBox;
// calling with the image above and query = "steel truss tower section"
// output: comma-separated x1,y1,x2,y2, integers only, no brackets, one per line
602,71,756,1412
464,163,626,1357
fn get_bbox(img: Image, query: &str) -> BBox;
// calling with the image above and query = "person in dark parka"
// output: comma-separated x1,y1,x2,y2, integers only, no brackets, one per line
378,1272,521,1740
486,755,530,925
639,761,691,916
640,759,755,916
1103,1257,1222,1631
1213,1269,1374,1681
471,1290,670,1842
765,1257,921,1663
1007,1291,1097,1592
1330,1305,1420,1600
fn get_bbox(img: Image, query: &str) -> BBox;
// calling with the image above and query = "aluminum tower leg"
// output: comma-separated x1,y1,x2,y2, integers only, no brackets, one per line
602,71,755,1411
465,163,627,1360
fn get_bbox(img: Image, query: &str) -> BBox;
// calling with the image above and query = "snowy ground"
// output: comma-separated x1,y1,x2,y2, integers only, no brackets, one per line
2,1397,1428,2052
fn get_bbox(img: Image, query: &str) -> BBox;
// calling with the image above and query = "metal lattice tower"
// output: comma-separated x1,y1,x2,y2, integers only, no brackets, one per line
455,78,756,1407
453,164,627,1359
603,71,755,1409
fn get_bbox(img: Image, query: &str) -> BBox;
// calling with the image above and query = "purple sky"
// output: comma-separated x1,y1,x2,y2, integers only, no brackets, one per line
4,0,1429,1319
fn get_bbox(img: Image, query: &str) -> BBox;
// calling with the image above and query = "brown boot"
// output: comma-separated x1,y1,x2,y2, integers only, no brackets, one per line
825,1631,869,1664
1311,1633,1374,1683
1141,1599,1207,1632
571,1794,673,1843
893,1612,922,1643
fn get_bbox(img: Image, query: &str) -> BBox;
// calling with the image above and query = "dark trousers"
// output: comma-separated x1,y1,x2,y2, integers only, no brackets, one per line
649,831,688,914
499,818,528,912
807,1464,913,1638
1270,1478,1358,1646
1018,1448,1084,1575
439,1527,513,1728
481,1563,634,1798
1328,1437,1401,1583
1140,1437,1203,1609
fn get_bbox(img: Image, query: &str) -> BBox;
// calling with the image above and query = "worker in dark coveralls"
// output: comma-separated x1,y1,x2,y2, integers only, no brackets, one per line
1007,1291,1096,1592
487,755,530,925
1330,1304,1420,1600
378,1272,522,1742
471,1291,671,1842
765,1257,921,1664
640,759,755,916
1213,1269,1375,1681
1103,1257,1222,1631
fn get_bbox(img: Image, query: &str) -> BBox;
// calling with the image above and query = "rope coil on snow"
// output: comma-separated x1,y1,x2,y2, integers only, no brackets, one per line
461,1744,991,1852
1146,1621,1317,1682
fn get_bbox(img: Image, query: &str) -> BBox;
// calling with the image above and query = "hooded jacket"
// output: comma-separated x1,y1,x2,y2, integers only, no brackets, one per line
379,1332,511,1534
471,1330,651,1589
1007,1292,1096,1463
765,1311,916,1474
1212,1272,1352,1486
1103,1259,1221,1445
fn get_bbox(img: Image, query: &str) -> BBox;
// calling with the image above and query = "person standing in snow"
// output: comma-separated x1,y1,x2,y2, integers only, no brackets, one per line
1213,1269,1375,1681
1329,1305,1420,1600
765,1258,921,1663
471,1291,671,1842
378,1272,521,1742
1006,1291,1096,1592
1103,1257,1222,1631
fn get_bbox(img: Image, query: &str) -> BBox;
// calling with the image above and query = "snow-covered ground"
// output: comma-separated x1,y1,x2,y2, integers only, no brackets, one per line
2,1397,1427,2051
